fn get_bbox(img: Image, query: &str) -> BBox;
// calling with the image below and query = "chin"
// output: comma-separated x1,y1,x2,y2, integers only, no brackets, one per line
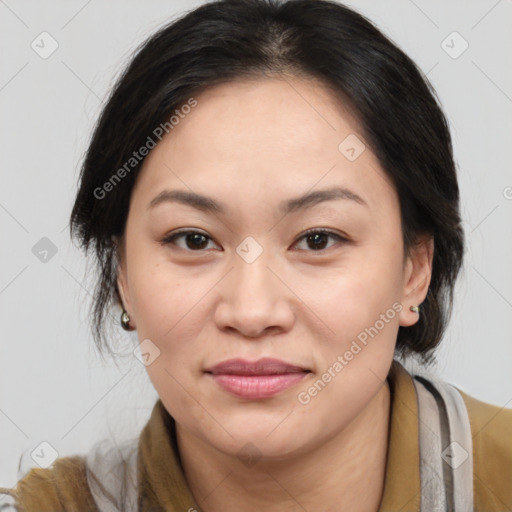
199,411,329,461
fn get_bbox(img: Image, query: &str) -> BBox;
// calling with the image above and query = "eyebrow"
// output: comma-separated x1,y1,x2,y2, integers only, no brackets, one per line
147,186,368,215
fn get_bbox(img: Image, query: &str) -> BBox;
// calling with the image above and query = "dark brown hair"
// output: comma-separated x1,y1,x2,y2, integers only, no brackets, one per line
69,0,465,366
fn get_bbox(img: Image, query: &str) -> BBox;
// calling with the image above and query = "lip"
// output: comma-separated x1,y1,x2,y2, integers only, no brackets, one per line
205,358,310,399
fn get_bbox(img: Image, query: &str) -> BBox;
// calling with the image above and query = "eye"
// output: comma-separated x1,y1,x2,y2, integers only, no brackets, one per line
160,228,348,253
292,229,348,252
160,230,219,251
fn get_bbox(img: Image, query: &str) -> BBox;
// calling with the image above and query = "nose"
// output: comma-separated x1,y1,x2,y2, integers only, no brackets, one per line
214,251,295,339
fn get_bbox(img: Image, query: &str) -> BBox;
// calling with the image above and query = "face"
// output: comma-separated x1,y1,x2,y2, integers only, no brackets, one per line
117,77,432,460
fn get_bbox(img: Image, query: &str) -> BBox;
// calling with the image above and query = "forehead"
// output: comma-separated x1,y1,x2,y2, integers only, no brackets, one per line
131,77,397,215
166,77,360,161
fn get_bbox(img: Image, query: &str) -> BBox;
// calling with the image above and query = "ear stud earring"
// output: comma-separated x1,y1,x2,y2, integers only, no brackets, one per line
120,309,135,331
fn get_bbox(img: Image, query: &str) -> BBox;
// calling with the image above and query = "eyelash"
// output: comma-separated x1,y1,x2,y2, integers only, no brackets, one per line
160,228,349,253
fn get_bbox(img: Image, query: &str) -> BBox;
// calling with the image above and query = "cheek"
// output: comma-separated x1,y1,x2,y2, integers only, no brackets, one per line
127,260,220,403
293,261,400,425
131,267,209,419
127,241,202,337
308,252,402,339
132,277,208,360
304,250,403,388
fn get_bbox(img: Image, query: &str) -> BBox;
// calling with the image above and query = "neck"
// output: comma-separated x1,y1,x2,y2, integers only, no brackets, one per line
177,380,391,512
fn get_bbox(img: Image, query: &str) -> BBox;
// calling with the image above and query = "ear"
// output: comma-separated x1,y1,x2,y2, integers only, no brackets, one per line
114,236,133,316
398,234,434,327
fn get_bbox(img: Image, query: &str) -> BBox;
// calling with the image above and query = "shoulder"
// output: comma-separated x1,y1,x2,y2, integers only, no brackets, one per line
1,455,99,512
458,388,512,445
1,430,141,512
456,387,512,509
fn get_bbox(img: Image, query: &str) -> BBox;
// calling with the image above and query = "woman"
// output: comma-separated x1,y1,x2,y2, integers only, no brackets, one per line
1,0,511,510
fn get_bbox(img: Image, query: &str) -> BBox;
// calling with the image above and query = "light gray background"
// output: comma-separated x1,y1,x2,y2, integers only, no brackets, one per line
1,0,511,488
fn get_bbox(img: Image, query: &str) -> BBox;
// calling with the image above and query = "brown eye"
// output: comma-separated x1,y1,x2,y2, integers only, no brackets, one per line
293,229,348,251
160,228,348,253
161,230,218,251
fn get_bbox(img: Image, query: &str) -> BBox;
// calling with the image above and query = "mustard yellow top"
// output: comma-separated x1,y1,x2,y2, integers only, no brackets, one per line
2,359,511,511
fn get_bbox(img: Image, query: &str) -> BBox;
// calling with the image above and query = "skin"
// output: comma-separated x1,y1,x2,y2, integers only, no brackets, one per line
116,76,433,511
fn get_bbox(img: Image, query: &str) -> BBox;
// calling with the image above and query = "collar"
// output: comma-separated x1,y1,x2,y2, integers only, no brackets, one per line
379,359,421,511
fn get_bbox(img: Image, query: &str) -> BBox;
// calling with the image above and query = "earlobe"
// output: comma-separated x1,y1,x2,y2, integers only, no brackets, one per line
116,266,136,331
398,235,434,327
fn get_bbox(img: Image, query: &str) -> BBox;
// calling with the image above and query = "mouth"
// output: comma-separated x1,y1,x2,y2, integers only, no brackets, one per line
205,358,311,399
